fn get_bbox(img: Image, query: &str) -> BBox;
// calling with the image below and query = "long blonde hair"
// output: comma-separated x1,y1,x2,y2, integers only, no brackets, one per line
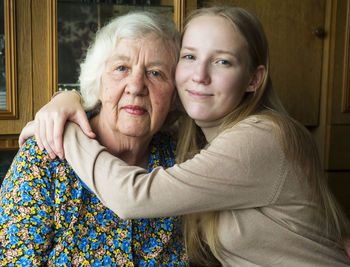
176,7,349,265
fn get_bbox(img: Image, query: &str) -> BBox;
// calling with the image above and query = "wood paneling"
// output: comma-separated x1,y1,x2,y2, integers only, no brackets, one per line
185,0,197,19
32,0,57,115
0,134,18,150
341,0,350,113
0,0,57,150
0,0,17,119
326,124,350,170
324,0,350,220
330,0,350,123
0,0,32,139
328,172,350,216
174,0,185,31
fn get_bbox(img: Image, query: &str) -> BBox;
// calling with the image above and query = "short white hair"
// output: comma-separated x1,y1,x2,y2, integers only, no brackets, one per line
79,11,180,110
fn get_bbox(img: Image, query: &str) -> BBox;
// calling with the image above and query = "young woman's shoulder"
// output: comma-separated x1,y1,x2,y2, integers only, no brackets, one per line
210,115,284,164
220,115,279,144
235,115,277,131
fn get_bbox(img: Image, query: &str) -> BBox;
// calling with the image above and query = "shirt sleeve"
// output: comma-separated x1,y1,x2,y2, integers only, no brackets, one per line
0,139,55,266
63,121,286,219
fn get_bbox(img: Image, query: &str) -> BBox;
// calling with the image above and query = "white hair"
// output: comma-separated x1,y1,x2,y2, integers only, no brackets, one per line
79,11,180,110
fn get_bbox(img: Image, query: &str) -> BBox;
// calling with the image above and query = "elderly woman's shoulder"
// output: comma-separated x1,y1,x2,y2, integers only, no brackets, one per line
1,137,66,196
21,137,51,159
16,137,66,174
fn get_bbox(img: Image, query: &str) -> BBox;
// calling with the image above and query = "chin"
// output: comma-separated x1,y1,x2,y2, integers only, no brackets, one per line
119,128,150,138
187,112,209,122
117,122,149,137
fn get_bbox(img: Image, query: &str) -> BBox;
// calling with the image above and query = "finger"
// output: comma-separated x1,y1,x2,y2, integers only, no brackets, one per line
45,117,57,158
39,118,56,159
72,111,96,138
18,121,34,147
35,119,44,151
18,133,25,147
18,135,24,147
53,115,66,160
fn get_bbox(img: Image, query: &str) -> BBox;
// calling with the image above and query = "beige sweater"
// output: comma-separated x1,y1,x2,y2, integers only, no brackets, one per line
63,117,350,266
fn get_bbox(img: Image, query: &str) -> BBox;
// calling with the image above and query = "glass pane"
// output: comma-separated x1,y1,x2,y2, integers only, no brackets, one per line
57,0,174,91
0,0,6,110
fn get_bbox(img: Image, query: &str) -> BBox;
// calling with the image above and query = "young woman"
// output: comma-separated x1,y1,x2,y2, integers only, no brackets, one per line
19,7,350,266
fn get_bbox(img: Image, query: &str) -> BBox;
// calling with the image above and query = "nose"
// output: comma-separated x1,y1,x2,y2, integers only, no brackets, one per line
125,70,148,96
192,61,211,84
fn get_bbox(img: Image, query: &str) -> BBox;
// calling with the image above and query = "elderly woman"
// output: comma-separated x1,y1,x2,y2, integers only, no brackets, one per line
0,12,188,266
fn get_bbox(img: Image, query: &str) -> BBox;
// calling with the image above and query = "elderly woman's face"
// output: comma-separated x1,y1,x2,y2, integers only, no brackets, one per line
99,35,176,138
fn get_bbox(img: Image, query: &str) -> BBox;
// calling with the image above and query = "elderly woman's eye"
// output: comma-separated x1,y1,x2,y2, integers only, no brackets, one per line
116,66,127,71
151,71,160,76
148,70,161,77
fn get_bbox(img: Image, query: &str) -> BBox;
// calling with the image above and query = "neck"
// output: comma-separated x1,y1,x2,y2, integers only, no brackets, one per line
90,115,151,168
195,117,225,143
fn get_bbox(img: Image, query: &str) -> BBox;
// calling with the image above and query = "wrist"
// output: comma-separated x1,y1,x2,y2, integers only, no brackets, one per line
52,89,82,103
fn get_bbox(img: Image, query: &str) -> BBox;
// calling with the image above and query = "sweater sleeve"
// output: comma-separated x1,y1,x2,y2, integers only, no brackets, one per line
63,120,286,219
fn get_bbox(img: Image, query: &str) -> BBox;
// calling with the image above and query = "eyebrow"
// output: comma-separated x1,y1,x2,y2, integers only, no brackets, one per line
148,61,172,69
108,54,172,69
107,54,129,62
181,46,241,60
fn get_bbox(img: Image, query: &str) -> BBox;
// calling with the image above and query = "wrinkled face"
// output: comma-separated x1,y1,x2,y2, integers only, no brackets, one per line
98,35,176,138
176,15,253,122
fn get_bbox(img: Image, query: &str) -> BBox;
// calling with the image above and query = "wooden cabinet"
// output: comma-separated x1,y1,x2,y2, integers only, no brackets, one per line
0,0,56,150
326,0,350,214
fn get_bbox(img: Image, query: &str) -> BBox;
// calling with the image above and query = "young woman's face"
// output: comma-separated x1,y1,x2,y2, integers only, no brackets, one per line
176,15,254,122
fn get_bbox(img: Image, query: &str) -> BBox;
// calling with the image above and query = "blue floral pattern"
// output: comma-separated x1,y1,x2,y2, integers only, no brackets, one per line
0,133,188,266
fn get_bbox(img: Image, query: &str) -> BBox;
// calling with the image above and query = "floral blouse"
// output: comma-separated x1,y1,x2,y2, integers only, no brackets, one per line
0,134,188,266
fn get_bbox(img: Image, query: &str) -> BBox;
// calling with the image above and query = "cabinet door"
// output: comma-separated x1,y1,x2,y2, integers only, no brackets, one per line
199,0,326,127
0,0,33,149
326,0,350,171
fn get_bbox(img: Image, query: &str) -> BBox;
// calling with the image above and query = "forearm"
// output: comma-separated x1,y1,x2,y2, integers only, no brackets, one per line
63,121,283,219
63,123,222,218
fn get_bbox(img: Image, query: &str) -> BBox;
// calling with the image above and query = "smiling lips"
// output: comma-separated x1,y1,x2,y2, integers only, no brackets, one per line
187,89,213,99
122,105,147,115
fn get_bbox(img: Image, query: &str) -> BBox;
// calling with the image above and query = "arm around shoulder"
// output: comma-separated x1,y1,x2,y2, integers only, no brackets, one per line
63,120,286,219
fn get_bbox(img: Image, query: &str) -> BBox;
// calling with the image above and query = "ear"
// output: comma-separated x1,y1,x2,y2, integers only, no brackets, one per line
246,65,267,93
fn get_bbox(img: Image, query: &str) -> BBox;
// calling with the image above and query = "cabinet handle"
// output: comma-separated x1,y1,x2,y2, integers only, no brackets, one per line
314,27,326,38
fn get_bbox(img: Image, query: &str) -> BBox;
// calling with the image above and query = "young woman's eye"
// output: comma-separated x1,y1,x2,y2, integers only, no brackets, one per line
217,59,231,65
183,55,195,60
